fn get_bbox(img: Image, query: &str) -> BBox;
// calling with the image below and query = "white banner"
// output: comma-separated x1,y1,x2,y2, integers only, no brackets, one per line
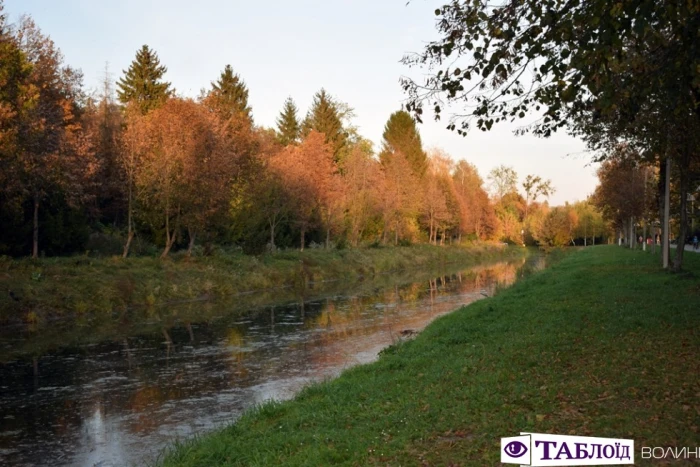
501,432,634,466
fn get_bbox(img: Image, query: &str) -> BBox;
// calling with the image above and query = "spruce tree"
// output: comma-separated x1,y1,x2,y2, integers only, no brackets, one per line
380,110,427,176
117,45,172,114
302,89,347,162
208,65,252,122
276,97,300,146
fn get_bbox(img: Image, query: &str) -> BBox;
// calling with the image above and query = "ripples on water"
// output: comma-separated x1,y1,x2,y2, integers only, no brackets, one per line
0,254,545,466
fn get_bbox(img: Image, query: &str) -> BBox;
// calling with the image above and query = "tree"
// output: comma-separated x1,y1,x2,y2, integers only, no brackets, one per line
342,143,380,246
487,165,517,199
0,4,33,243
12,16,94,258
133,98,227,258
535,206,579,248
402,0,700,270
271,131,337,250
120,104,147,257
592,146,649,248
276,97,300,146
82,64,124,225
302,89,347,163
117,45,171,115
572,200,608,246
379,110,426,177
402,0,700,139
522,175,554,217
377,151,421,245
452,160,495,241
421,148,458,244
207,64,252,123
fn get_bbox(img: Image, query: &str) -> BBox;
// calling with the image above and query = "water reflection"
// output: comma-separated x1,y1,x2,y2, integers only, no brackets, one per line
0,254,545,466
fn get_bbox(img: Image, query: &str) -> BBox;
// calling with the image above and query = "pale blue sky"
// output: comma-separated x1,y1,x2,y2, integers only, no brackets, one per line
5,0,598,205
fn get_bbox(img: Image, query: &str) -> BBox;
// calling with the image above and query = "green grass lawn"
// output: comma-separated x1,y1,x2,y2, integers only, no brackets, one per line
160,246,700,466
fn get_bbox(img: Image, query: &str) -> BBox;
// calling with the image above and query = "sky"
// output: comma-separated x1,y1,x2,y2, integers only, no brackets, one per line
5,0,600,205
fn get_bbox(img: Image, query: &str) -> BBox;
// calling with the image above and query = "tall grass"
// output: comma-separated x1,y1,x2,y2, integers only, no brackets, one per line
0,243,524,325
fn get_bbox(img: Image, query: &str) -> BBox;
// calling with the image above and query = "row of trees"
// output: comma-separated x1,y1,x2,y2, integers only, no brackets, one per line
402,0,700,271
0,3,604,258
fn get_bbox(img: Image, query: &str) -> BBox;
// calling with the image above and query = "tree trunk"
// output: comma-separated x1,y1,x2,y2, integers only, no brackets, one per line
269,219,276,250
663,157,671,269
672,152,690,272
32,194,39,259
300,228,305,251
161,204,179,258
122,183,133,258
326,225,331,250
187,227,196,257
629,217,633,249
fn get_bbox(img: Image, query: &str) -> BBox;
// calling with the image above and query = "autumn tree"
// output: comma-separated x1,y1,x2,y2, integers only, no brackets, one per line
0,4,33,254
452,160,496,241
271,131,337,250
377,151,421,244
342,142,381,246
276,97,301,146
421,149,458,244
117,45,171,115
534,206,579,248
133,98,231,258
12,16,94,258
379,110,426,177
592,146,651,248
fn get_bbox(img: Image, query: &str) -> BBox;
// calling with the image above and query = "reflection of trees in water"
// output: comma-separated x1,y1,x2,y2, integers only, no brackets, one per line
0,255,544,466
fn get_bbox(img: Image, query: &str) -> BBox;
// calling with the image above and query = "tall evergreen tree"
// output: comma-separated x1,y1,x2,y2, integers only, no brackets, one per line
276,97,300,146
379,110,427,176
302,89,347,162
116,45,171,115
207,64,252,123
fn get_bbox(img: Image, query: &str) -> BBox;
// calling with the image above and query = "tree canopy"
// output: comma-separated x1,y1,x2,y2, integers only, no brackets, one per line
117,44,172,115
380,110,427,177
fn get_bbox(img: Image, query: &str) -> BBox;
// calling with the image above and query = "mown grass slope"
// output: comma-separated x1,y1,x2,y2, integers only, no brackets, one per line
160,246,700,466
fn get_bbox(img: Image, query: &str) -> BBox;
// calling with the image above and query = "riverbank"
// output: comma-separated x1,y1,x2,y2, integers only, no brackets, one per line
0,243,525,324
161,245,700,466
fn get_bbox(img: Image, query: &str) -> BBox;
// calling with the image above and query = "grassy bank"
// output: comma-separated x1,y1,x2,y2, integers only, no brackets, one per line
161,246,700,466
0,243,523,324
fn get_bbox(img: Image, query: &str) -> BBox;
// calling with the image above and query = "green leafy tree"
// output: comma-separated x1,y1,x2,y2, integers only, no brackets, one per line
302,89,347,162
402,0,700,270
379,110,426,176
207,64,252,123
276,97,300,146
117,45,172,114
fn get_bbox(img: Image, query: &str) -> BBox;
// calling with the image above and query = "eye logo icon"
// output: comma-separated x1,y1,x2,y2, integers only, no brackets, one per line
504,440,528,458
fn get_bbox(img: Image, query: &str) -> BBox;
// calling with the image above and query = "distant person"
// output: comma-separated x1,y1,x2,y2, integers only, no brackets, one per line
694,235,698,251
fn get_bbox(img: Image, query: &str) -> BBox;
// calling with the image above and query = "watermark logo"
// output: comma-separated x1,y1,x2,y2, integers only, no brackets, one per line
501,433,634,466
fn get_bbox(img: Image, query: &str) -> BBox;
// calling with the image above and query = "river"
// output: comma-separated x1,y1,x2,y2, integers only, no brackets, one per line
0,253,544,466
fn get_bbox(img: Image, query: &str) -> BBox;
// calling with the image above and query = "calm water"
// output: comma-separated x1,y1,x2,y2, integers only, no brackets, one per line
0,254,544,466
